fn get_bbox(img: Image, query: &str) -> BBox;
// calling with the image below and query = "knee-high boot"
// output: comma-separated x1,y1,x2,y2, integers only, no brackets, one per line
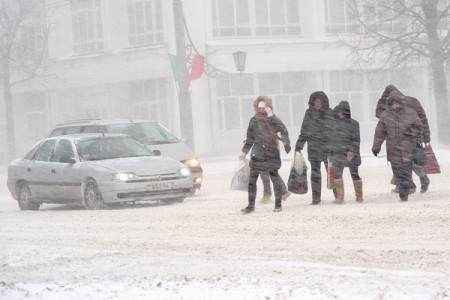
334,179,344,204
353,179,363,203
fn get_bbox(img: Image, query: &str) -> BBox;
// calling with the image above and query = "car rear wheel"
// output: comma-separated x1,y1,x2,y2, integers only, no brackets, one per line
161,197,184,204
84,181,105,210
171,197,185,203
18,185,40,211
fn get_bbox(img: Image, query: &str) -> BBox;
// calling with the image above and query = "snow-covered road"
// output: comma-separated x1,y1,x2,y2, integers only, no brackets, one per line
1,148,450,299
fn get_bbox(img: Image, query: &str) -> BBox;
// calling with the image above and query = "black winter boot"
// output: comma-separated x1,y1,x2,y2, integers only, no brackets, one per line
274,198,282,212
399,187,408,202
240,206,255,214
241,198,255,214
420,175,430,193
311,189,321,205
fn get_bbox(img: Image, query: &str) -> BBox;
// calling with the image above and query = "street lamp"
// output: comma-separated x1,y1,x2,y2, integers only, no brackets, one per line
232,51,247,74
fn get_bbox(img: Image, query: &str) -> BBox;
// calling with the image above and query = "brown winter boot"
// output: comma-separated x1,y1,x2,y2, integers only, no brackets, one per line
334,179,344,204
353,179,363,203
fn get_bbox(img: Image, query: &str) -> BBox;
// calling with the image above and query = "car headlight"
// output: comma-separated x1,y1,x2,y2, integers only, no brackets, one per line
113,172,139,181
185,157,200,168
177,167,191,177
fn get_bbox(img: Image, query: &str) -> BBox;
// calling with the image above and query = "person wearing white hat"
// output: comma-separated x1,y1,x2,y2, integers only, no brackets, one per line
239,96,291,213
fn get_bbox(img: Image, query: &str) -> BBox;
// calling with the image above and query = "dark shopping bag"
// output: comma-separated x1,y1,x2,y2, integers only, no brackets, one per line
287,151,308,194
327,159,335,190
413,141,427,166
423,144,441,174
230,159,250,191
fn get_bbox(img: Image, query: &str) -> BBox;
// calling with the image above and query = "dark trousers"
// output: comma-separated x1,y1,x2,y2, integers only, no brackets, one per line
310,160,337,203
391,161,416,199
412,162,427,178
260,172,287,196
248,168,283,207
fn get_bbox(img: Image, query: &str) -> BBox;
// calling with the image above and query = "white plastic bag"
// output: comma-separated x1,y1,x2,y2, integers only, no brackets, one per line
230,159,250,191
291,151,307,175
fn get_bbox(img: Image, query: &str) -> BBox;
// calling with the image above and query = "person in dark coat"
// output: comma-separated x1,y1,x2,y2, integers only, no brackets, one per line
239,96,291,213
372,91,423,201
259,103,291,203
376,85,431,193
330,101,363,203
295,91,336,205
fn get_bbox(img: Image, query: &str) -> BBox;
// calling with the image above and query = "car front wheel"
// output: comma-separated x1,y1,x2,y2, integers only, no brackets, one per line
84,181,104,210
18,185,40,211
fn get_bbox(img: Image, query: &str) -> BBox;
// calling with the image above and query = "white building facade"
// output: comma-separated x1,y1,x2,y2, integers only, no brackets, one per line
7,0,437,163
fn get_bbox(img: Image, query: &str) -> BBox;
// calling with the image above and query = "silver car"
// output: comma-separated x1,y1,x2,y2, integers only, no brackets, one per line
48,119,202,194
7,134,193,210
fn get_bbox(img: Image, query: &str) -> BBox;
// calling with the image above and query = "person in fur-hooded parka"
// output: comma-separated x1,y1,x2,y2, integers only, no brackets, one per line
239,95,291,213
372,91,423,201
330,101,363,203
295,91,336,205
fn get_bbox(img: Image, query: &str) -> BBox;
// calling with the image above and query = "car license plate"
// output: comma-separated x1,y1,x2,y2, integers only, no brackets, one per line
147,182,173,191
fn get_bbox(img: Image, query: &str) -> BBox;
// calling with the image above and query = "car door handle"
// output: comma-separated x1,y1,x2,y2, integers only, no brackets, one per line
27,167,31,172
51,169,56,173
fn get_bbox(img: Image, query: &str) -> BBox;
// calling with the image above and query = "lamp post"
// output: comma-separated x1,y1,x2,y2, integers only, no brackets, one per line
232,51,247,74
173,0,194,149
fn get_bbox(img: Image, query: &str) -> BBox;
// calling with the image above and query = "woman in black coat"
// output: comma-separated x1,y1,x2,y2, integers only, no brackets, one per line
295,91,336,205
239,96,291,213
330,100,363,203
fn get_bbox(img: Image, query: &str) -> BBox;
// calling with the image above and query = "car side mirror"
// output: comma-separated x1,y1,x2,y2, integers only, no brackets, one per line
60,156,76,164
152,150,161,156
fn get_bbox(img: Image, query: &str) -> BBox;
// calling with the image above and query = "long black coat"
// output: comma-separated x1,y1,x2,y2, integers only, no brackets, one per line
242,114,289,171
330,101,361,167
295,91,334,162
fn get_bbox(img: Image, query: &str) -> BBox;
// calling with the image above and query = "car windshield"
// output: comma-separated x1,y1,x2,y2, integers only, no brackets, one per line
104,123,179,145
76,137,153,161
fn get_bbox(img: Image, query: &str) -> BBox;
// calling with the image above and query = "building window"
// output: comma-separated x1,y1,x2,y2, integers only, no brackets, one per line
325,0,412,35
329,70,365,121
359,1,407,33
25,92,50,141
71,0,103,54
128,0,164,47
18,0,47,64
216,73,255,131
212,0,301,38
216,71,312,131
129,79,171,127
324,0,358,34
438,0,450,31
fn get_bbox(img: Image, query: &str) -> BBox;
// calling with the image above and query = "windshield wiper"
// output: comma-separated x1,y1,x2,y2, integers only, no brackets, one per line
147,140,172,145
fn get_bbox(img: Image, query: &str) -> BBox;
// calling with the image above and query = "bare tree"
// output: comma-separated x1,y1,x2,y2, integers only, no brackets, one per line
0,0,49,162
346,0,450,145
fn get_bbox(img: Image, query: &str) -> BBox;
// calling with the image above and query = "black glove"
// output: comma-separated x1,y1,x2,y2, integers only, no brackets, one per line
372,150,379,157
404,127,413,136
284,145,291,154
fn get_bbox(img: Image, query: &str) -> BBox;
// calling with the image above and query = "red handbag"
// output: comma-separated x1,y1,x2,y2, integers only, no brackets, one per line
423,144,441,174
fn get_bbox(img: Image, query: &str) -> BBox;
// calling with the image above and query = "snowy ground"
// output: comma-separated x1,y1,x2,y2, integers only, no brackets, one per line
1,147,450,300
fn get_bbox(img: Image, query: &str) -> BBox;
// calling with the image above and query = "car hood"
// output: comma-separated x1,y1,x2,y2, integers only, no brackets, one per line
145,142,194,162
87,156,185,176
